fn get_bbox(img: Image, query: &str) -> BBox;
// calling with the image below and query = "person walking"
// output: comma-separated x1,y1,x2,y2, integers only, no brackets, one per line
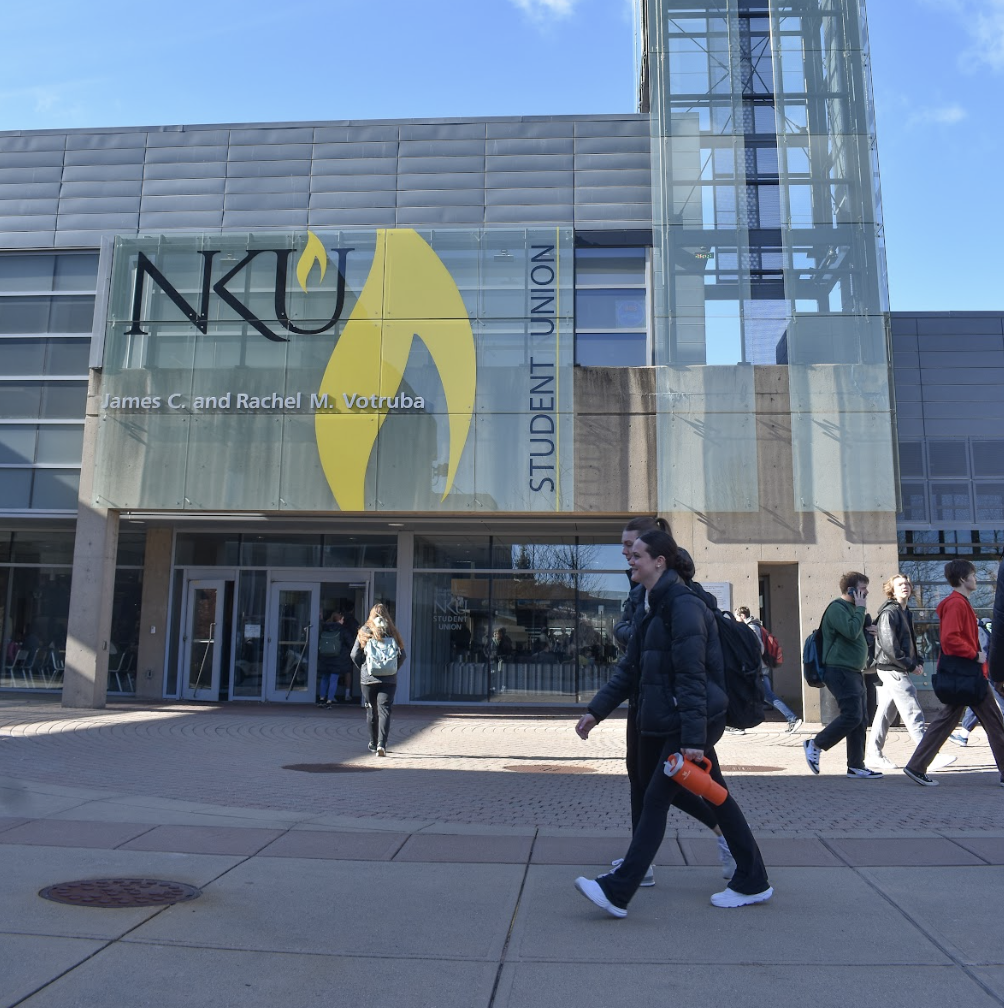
948,616,1004,746
903,561,1004,787
317,609,356,707
735,606,801,733
351,604,405,757
803,572,883,779
602,516,735,886
573,527,771,918
866,574,954,771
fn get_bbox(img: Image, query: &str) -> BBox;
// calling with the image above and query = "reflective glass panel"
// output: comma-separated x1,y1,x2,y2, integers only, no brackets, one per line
30,469,79,509
108,569,142,694
11,531,75,564
1,567,72,691
234,570,266,698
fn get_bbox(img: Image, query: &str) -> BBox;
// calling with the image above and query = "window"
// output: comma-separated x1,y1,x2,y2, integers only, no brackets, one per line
574,247,648,366
0,252,97,514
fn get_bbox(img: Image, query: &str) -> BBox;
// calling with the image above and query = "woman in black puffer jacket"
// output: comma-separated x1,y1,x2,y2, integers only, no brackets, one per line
574,528,772,917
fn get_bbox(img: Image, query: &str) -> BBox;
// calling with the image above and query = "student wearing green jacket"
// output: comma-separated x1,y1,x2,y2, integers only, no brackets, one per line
803,572,883,779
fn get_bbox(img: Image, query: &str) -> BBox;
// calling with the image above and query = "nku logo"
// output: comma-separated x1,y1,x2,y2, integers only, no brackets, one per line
124,229,476,511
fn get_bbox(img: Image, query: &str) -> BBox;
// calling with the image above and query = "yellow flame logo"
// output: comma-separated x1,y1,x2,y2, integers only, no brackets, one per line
296,231,327,292
313,229,476,510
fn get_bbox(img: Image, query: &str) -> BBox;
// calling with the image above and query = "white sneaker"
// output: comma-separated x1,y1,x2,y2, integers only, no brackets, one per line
929,753,957,771
711,886,774,908
866,754,897,771
574,877,627,918
717,836,737,879
610,857,654,886
803,738,821,774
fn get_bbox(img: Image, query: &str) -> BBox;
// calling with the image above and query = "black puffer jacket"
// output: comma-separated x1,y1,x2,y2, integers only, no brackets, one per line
874,599,918,672
613,576,644,650
990,556,1004,685
586,569,728,749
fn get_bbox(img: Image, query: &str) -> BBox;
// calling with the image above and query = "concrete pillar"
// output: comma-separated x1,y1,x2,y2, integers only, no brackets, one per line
135,528,173,700
63,374,117,709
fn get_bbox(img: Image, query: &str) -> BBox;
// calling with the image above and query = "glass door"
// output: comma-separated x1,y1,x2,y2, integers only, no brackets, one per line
182,580,226,700
265,582,319,703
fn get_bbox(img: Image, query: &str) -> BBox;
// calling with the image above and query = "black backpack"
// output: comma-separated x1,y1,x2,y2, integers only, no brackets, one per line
661,584,766,730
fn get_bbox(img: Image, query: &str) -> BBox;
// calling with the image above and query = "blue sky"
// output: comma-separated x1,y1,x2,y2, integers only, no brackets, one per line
2,0,1002,312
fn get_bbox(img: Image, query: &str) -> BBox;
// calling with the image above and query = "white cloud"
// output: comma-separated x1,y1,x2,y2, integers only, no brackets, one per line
907,103,969,127
921,0,1004,71
970,0,1004,69
509,0,578,21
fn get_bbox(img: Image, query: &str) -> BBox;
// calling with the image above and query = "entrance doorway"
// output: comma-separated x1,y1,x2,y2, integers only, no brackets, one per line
178,572,371,702
181,579,232,701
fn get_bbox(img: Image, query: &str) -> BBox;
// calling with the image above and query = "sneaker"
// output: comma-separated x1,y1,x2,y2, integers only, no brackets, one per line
710,886,774,908
367,743,377,753
785,718,803,734
376,746,386,757
865,754,897,771
948,732,969,747
716,836,737,880
724,727,746,735
999,777,1004,788
903,766,938,787
803,738,821,775
574,877,627,918
846,767,883,779
610,857,655,886
929,753,957,771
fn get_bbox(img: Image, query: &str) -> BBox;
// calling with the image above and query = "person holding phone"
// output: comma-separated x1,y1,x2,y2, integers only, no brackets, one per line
803,572,884,779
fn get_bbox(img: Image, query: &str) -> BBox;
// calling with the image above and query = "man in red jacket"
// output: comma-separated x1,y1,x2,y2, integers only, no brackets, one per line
903,560,1004,786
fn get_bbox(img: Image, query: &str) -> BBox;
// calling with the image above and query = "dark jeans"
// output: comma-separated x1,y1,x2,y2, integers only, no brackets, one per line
864,671,879,723
814,665,866,770
627,714,718,832
599,731,769,910
361,681,396,748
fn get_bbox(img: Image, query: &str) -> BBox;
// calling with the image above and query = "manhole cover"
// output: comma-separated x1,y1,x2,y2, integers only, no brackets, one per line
39,879,201,908
282,763,382,773
503,764,597,773
720,765,784,773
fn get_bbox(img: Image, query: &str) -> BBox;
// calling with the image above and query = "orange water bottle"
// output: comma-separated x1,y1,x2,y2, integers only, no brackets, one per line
663,752,728,806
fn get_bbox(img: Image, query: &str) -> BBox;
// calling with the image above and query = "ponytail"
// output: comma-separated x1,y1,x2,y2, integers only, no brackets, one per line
623,515,669,535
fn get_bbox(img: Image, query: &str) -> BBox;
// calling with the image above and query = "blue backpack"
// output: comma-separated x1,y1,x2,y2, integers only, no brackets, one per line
802,602,837,688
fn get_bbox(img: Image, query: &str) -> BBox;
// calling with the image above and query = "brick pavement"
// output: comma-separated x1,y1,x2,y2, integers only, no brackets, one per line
2,698,1004,1008
1,697,1001,835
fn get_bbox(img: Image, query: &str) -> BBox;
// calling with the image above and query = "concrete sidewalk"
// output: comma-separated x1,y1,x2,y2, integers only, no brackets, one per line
1,698,1002,1007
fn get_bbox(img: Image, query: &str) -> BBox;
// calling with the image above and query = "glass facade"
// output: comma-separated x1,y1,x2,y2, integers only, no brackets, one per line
897,530,1001,688
0,530,144,695
167,532,397,701
409,536,629,703
95,228,574,513
645,0,895,514
0,252,97,512
574,247,649,366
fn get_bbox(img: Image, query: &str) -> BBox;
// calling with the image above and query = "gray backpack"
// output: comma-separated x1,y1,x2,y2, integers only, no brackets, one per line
366,636,400,675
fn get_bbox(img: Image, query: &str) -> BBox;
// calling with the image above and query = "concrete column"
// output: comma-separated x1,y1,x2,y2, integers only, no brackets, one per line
63,373,117,709
135,528,173,700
